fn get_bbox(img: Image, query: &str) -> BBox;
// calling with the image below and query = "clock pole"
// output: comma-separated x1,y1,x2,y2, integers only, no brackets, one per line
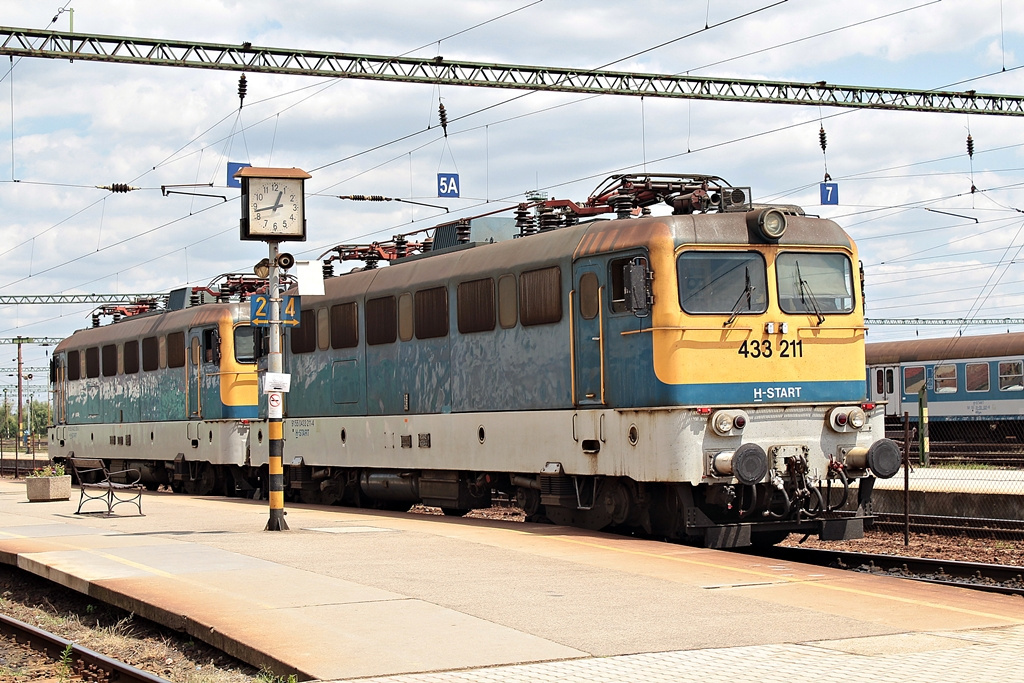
265,239,288,531
234,166,309,532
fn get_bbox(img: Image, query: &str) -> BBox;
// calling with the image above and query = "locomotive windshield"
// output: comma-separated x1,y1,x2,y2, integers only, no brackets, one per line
775,252,854,315
677,252,768,314
234,327,256,363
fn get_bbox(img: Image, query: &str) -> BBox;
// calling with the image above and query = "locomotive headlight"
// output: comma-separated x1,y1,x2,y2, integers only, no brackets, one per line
829,406,865,432
710,410,747,436
748,207,787,241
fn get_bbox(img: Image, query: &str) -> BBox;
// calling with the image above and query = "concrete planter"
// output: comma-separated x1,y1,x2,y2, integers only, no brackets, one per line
26,475,72,502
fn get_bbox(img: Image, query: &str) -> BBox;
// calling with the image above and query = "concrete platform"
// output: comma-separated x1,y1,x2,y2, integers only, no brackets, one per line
1,480,1022,682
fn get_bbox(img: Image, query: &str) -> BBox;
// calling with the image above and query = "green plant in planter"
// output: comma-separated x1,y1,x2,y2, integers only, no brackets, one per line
26,463,66,477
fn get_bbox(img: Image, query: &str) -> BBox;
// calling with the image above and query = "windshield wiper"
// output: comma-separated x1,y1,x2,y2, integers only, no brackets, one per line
796,261,825,325
725,266,754,326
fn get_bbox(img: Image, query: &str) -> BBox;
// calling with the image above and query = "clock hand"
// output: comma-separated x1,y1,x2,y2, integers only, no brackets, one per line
253,191,284,213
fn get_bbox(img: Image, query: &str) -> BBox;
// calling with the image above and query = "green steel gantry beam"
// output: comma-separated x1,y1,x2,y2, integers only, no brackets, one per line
0,294,164,306
1,26,1023,115
865,318,1024,326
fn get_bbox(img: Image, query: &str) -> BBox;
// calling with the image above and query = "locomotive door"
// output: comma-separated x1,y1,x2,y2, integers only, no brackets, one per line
572,262,605,405
871,365,900,416
187,330,203,419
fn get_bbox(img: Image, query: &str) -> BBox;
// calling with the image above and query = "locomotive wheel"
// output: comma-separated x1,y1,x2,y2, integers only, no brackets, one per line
183,463,216,495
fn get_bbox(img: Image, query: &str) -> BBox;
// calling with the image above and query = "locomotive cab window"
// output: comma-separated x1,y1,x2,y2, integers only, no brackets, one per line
677,251,767,314
904,365,925,395
999,360,1024,391
579,272,600,320
966,362,990,392
775,252,855,315
234,326,255,363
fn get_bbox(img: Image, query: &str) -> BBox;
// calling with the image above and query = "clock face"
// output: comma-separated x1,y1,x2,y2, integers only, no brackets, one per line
245,178,304,238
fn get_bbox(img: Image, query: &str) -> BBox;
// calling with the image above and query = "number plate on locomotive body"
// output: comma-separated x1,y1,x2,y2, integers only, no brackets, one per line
738,338,803,359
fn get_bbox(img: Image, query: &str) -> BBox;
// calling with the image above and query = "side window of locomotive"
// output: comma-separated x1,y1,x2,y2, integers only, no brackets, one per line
998,360,1024,391
330,302,359,349
966,362,990,393
933,363,957,393
101,344,118,377
124,340,140,374
497,274,518,329
415,286,449,339
608,255,643,313
234,327,256,363
290,309,317,354
775,252,855,315
458,278,496,334
677,252,767,314
317,308,330,350
142,336,159,371
67,350,81,381
166,331,186,369
190,337,201,366
398,293,414,342
85,347,100,379
903,365,925,396
520,266,562,326
579,272,600,320
366,296,398,345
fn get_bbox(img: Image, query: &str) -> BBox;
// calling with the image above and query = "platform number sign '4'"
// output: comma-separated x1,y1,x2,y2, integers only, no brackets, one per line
438,173,460,198
820,182,839,205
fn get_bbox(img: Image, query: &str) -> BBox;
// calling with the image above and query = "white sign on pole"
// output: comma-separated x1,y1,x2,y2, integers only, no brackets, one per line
296,260,325,295
263,372,292,393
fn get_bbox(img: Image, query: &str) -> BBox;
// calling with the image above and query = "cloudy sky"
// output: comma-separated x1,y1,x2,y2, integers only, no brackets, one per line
0,0,1022,384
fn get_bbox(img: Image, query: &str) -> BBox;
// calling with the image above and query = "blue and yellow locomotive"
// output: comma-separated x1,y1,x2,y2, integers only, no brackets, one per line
49,295,259,494
246,173,901,546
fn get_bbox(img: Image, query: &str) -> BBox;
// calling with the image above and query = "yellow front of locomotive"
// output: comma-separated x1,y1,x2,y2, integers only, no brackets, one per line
646,207,900,534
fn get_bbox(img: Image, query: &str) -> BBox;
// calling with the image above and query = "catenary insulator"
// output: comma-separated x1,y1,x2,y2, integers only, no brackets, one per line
439,102,449,137
238,74,247,108
819,126,827,152
967,133,975,158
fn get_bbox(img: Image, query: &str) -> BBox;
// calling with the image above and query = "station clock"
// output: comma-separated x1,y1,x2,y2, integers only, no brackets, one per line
235,167,311,242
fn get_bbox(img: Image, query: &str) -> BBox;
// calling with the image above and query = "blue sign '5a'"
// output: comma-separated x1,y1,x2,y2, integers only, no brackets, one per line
438,173,460,198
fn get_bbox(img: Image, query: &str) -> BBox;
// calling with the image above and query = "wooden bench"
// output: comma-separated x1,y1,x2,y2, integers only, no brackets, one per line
67,457,144,516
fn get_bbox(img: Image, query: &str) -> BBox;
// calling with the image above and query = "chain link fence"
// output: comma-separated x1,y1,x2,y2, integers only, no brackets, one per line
867,412,1024,541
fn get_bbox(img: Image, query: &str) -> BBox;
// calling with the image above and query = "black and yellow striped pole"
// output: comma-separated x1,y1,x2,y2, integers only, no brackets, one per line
265,240,289,531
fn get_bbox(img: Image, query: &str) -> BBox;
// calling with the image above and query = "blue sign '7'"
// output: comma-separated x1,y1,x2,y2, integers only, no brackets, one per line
820,182,839,205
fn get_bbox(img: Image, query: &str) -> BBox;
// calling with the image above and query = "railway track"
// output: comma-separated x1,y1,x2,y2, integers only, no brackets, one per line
872,513,1024,540
0,612,172,683
753,545,1024,597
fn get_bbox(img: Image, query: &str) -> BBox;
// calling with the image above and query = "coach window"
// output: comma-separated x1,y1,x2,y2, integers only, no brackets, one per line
101,344,118,377
67,350,81,381
290,309,317,354
317,308,330,350
142,336,159,371
966,362,990,392
85,347,100,378
167,331,186,369
330,302,359,349
498,274,518,329
366,296,398,345
458,278,496,334
999,360,1024,391
579,272,600,320
520,266,562,326
934,364,957,393
678,252,767,314
416,287,449,339
886,369,894,395
775,252,855,315
875,369,884,395
124,340,139,374
904,365,925,395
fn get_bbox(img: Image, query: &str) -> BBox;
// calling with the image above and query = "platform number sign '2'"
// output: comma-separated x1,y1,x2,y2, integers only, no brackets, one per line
438,173,460,198
820,182,839,205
